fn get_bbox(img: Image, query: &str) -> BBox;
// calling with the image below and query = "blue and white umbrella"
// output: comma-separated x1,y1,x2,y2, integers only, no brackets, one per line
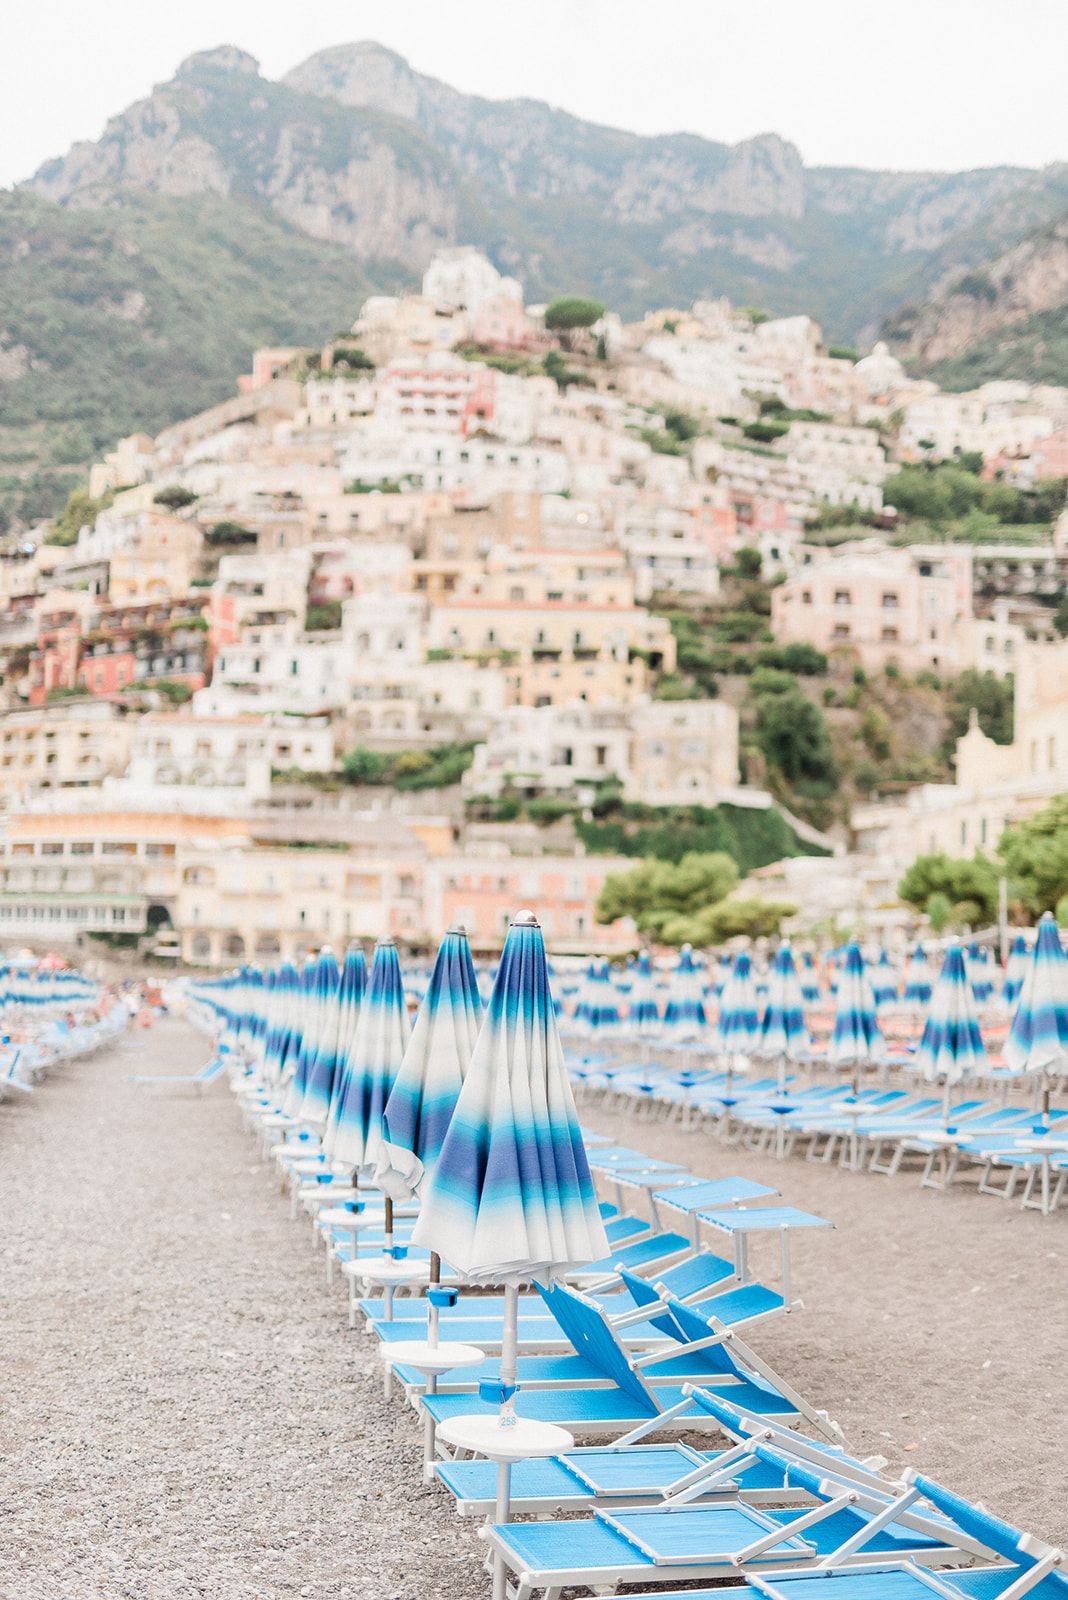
1002,934,1029,1008
967,943,995,1006
800,951,821,1005
1005,912,1068,1111
302,946,365,1129
828,942,884,1086
661,943,707,1042
914,943,987,1120
292,946,340,1125
627,950,660,1035
323,938,410,1171
282,957,318,1102
902,943,934,1008
376,925,483,1203
871,948,898,1010
714,952,732,999
713,950,760,1061
412,910,608,1285
755,942,809,1087
585,959,623,1037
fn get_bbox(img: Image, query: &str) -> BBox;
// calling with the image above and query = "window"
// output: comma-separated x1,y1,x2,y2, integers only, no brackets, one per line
834,590,851,606
881,592,899,609
801,590,812,604
880,626,899,642
832,623,850,639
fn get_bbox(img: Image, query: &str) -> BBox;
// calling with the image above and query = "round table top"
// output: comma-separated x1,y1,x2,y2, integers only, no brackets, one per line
342,1255,429,1284
377,1339,485,1374
437,1413,574,1463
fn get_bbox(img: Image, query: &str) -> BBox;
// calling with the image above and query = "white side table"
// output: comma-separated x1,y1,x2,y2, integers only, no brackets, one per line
437,1414,574,1600
378,1340,486,1479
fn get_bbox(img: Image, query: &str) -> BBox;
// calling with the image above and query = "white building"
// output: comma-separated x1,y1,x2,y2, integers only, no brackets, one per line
422,247,523,314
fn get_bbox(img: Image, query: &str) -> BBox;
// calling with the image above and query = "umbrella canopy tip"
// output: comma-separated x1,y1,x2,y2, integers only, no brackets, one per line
445,922,469,937
512,908,539,927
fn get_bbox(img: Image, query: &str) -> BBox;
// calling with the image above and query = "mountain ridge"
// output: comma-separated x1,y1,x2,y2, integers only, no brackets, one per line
2,41,1067,529
25,41,1068,339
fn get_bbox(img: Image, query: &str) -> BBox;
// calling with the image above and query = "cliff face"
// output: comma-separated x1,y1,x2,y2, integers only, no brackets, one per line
886,215,1068,368
27,40,1066,337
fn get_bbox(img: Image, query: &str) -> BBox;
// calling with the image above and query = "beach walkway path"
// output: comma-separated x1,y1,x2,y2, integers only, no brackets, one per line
0,1014,482,1600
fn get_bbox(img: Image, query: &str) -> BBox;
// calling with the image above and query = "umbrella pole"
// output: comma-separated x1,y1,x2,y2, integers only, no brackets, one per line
428,1252,440,1349
383,1195,394,1256
942,1078,951,1126
499,1282,518,1426
492,1280,520,1600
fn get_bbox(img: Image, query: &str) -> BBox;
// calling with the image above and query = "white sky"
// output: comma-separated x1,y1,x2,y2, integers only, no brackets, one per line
3,0,1066,190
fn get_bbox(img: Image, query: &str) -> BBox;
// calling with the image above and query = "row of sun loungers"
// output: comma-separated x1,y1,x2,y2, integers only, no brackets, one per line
213,1043,1065,1599
574,1061,1068,1215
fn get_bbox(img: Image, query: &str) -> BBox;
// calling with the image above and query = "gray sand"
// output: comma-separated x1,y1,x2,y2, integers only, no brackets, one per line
0,1016,482,1600
0,1016,1063,1600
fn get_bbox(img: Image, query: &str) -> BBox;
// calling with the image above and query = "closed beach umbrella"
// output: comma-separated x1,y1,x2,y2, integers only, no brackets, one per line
302,946,363,1130
290,947,340,1123
968,943,995,1006
412,909,607,1282
323,938,410,1172
1005,912,1068,1113
1002,934,1028,1008
662,943,707,1042
903,943,934,1008
871,948,898,1009
412,909,608,1440
800,951,821,1005
756,942,809,1089
713,950,760,1062
914,943,987,1120
828,942,884,1088
628,950,660,1035
376,925,483,1203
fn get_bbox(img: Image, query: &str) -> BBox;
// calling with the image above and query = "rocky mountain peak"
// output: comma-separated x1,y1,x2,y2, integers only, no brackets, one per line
283,41,435,118
176,46,261,79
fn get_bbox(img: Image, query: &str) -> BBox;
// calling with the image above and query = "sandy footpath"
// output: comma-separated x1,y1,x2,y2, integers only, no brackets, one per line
0,1016,482,1600
580,1096,1068,1547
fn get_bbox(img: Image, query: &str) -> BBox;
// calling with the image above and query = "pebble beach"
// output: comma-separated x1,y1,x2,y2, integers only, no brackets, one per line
1,1015,1064,1599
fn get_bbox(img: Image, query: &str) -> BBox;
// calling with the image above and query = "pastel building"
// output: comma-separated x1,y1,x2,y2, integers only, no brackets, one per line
772,542,973,673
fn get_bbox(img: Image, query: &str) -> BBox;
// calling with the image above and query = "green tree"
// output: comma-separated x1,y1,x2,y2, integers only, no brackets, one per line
1053,595,1068,639
732,546,762,580
305,601,343,632
925,892,952,934
659,896,797,946
206,520,257,547
544,296,605,332
46,485,111,546
898,852,1000,924
999,794,1068,914
754,687,837,788
153,485,197,510
595,851,739,936
340,746,393,784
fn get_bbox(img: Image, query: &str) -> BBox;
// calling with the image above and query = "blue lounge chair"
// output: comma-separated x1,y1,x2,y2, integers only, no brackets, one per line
484,1446,975,1600
418,1281,828,1447
129,1054,229,1092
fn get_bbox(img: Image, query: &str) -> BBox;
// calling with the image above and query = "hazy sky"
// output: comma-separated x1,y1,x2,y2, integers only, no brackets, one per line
3,0,1066,190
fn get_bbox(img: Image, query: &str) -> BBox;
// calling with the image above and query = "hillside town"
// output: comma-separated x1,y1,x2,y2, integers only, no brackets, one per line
3,245,1068,965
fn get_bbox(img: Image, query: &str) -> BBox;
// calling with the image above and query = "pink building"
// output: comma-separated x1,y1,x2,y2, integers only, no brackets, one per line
1030,427,1068,482
772,543,974,673
428,853,633,953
